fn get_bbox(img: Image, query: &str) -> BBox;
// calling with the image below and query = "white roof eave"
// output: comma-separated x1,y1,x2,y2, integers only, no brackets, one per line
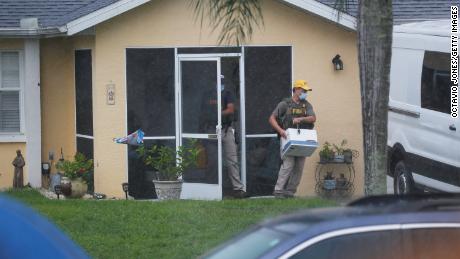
63,0,357,37
65,0,357,36
65,0,151,36
281,0,357,31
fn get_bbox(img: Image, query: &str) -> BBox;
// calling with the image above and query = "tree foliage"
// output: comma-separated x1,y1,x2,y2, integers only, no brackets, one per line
190,0,264,45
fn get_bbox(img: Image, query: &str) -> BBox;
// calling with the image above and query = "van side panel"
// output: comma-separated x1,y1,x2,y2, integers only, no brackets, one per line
388,47,423,153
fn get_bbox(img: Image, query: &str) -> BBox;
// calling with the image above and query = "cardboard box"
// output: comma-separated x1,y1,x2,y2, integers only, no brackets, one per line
281,128,318,158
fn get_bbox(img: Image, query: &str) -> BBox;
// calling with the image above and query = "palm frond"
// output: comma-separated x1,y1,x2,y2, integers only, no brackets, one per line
189,0,264,46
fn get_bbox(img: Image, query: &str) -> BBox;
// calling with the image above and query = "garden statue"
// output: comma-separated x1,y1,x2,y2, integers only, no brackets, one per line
12,150,25,188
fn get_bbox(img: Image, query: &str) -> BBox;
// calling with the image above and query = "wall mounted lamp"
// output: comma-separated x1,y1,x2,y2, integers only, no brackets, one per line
332,54,344,71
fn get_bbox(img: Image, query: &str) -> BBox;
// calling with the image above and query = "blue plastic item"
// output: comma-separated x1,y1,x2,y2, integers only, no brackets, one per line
0,195,89,259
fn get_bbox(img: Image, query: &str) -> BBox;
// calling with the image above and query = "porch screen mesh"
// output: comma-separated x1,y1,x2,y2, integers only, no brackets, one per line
126,48,175,199
244,46,291,196
244,46,292,134
126,48,175,136
75,50,93,137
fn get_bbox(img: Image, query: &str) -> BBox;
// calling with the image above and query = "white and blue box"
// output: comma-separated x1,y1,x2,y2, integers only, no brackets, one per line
280,128,318,158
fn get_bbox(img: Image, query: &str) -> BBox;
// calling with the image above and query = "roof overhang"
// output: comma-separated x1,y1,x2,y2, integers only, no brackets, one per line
65,0,358,35
65,0,151,36
63,0,358,36
0,27,65,38
281,0,357,31
0,0,356,38
0,0,151,38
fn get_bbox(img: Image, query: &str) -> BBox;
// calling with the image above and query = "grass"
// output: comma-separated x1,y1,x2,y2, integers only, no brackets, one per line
4,189,336,259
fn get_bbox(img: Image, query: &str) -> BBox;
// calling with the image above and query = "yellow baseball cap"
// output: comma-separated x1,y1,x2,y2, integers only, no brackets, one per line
293,80,312,91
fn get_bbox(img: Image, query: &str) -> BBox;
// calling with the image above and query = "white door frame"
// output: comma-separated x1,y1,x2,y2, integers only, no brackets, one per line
177,55,223,200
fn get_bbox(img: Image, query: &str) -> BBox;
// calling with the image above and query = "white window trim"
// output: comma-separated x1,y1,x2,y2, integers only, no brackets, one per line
0,50,25,142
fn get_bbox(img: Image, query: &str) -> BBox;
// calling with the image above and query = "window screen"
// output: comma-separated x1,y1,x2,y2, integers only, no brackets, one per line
75,50,94,191
246,137,280,196
421,51,450,114
75,50,93,136
244,46,292,134
1,52,20,88
0,52,20,132
76,137,94,160
126,48,175,136
126,48,175,199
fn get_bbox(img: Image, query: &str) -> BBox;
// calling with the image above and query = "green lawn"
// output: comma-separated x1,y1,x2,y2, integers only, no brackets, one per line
4,189,336,259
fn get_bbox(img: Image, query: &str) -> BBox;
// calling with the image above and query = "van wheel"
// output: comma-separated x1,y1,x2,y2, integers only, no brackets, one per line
393,160,413,195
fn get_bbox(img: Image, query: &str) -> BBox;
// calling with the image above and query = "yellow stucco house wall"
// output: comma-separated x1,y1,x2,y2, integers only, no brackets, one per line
1,0,363,198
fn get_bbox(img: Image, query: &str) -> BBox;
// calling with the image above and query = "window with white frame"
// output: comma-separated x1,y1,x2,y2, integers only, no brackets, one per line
0,51,21,133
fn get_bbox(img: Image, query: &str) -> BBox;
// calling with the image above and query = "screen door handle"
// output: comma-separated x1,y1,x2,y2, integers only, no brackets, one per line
216,125,222,137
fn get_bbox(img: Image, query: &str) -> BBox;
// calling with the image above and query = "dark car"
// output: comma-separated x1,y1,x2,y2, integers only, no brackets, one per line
204,194,460,259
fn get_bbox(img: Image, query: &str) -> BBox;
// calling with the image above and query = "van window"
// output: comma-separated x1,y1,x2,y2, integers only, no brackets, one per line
421,51,450,114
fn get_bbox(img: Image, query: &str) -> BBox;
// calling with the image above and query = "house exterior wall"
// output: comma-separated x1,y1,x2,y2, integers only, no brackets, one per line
1,36,94,189
40,36,94,172
0,39,28,189
91,0,363,198
0,39,23,49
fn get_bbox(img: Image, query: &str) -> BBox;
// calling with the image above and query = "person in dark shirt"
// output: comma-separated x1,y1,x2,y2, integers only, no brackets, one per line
200,76,247,198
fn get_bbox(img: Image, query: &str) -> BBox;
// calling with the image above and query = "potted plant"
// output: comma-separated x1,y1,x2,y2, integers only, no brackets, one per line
331,139,359,163
332,139,347,162
136,140,200,200
336,173,347,189
323,171,336,190
55,153,93,198
319,142,334,163
345,147,360,163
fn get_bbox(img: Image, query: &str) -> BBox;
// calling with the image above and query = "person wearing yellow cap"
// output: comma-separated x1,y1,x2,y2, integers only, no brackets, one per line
268,79,316,198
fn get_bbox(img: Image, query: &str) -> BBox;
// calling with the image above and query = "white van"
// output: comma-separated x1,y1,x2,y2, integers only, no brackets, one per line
387,20,460,194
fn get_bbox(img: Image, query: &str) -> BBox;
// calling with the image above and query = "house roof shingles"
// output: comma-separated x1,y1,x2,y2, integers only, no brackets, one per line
0,0,119,28
316,0,453,24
